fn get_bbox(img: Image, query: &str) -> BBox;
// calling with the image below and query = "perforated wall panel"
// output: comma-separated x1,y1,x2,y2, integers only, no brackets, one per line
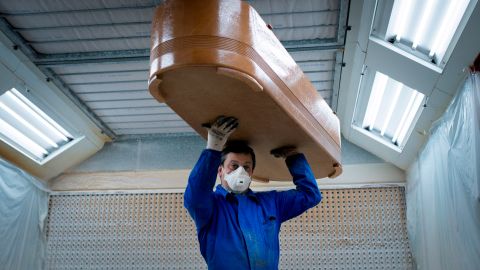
279,188,413,269
46,187,412,269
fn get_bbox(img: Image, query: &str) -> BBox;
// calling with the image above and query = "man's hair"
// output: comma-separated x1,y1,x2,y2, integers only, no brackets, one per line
221,141,256,170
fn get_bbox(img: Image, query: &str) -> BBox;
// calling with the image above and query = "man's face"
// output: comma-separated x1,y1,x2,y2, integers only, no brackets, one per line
218,152,254,188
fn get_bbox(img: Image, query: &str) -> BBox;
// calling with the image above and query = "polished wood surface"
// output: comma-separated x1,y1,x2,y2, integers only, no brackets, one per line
149,0,342,181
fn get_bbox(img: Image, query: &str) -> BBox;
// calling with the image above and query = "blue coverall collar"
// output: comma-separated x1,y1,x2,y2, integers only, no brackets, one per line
215,184,259,203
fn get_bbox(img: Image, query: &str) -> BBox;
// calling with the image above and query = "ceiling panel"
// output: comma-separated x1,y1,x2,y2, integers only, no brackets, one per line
50,61,149,74
59,70,148,84
77,90,152,102
263,10,338,27
272,26,337,41
101,114,182,123
248,0,339,14
312,81,334,90
30,38,150,54
0,0,156,13
3,8,154,29
69,81,148,93
94,106,175,116
85,99,161,109
298,60,335,72
290,50,336,60
304,71,334,81
17,23,151,42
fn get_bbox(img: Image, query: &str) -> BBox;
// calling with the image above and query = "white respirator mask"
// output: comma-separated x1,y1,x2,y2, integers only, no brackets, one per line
224,166,252,193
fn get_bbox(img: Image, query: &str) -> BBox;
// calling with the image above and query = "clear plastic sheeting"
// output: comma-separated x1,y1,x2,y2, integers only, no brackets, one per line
406,73,480,270
0,159,49,270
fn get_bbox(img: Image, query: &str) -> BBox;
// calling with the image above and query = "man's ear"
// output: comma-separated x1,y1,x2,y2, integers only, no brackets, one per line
218,165,223,177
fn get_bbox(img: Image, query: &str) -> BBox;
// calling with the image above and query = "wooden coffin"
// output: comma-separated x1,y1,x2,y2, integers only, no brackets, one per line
149,0,342,181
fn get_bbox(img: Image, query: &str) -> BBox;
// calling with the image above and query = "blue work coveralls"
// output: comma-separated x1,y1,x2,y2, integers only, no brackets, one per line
184,149,322,270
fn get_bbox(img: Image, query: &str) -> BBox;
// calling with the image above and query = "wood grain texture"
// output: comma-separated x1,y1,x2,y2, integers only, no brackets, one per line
149,0,342,181
49,164,405,192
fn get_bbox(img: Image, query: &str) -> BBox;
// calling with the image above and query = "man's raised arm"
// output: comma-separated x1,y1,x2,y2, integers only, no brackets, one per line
270,146,322,223
184,116,238,229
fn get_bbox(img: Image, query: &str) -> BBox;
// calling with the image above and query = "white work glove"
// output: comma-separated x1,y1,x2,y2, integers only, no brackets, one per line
205,116,239,151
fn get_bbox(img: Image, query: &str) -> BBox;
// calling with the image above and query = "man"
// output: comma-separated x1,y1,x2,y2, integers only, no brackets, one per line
184,116,322,269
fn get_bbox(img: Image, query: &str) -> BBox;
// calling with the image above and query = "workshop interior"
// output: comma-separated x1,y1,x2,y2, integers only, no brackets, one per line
0,0,479,269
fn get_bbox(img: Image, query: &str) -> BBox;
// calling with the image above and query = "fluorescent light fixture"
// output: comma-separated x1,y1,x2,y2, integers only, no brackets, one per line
428,1,468,58
360,72,425,148
380,81,402,136
411,0,435,50
392,91,417,143
363,72,387,130
0,118,48,159
0,88,73,163
0,102,58,148
392,0,414,42
395,92,424,144
384,0,470,64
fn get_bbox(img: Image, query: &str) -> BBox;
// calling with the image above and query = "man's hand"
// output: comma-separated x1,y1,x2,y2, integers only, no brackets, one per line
270,146,299,159
205,116,239,151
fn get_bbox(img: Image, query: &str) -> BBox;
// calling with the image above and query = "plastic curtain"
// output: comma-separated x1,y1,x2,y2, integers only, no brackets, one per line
406,73,480,270
0,159,49,270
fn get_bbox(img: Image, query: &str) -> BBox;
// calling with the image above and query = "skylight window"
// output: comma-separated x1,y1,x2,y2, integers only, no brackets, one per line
0,88,74,163
356,72,425,148
374,0,470,65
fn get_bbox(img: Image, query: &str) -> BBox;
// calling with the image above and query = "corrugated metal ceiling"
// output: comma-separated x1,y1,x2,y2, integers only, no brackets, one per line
0,0,348,137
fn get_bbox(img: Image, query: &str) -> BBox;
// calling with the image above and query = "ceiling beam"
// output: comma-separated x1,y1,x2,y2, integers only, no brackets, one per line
331,50,345,112
33,49,150,66
33,41,343,66
337,0,350,44
0,17,38,59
